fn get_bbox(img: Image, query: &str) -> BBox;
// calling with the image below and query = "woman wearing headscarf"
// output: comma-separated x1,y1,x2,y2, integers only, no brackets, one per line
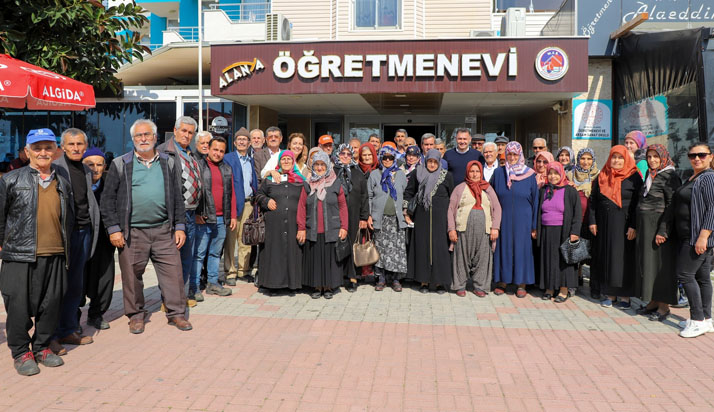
357,142,379,279
634,144,681,321
303,147,322,180
367,145,408,291
448,161,501,297
536,162,582,303
566,148,600,291
588,145,643,308
557,146,575,172
490,142,539,298
624,130,648,179
534,151,555,188
297,151,349,299
404,149,454,293
256,150,305,295
333,143,369,292
402,145,421,178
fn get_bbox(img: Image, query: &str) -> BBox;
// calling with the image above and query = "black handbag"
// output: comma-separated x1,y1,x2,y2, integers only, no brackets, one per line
335,235,352,262
241,204,265,245
559,238,591,265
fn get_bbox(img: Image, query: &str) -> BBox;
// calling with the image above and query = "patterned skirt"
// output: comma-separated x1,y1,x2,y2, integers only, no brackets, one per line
374,215,407,273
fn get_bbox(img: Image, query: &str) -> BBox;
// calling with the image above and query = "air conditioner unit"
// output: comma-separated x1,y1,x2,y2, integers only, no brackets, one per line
470,30,497,37
266,13,291,41
504,7,526,37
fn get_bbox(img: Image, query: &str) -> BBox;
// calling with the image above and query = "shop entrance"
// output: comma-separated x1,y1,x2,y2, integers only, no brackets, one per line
383,124,437,146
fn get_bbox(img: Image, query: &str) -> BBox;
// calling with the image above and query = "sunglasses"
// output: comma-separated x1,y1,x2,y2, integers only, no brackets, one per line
533,146,546,150
382,156,395,161
688,152,712,159
339,151,351,156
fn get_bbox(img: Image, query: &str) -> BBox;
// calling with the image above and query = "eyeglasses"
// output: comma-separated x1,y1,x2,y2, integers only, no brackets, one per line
133,132,154,139
688,152,712,159
339,151,351,157
536,159,548,164
533,146,546,150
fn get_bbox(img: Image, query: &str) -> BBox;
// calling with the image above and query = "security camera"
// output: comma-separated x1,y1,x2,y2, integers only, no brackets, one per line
551,103,562,111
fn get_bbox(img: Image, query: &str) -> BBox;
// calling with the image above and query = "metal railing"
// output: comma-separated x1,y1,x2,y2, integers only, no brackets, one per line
169,26,201,41
209,2,271,23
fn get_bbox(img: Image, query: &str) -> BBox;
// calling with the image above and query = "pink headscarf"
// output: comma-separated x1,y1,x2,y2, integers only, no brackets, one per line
534,151,555,188
504,142,535,189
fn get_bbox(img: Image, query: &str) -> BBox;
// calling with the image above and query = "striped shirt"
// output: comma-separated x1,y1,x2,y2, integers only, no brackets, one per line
690,170,714,247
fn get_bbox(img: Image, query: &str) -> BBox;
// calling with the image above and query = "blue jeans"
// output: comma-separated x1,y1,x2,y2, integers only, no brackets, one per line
192,217,227,290
55,227,91,338
180,210,197,294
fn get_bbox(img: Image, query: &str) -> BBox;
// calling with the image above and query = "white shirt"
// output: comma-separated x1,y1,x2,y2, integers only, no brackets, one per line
260,148,282,178
484,162,498,182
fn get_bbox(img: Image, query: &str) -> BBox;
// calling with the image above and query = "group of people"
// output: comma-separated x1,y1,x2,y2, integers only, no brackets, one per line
1,118,712,377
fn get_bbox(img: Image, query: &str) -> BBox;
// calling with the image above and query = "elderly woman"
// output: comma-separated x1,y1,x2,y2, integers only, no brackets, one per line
557,146,575,172
635,144,681,321
357,143,379,279
297,151,349,299
404,149,454,294
490,142,539,298
367,146,408,291
589,145,643,308
673,144,714,338
256,150,306,295
333,143,369,292
448,160,501,297
537,162,581,303
534,151,555,188
624,130,648,179
402,145,421,178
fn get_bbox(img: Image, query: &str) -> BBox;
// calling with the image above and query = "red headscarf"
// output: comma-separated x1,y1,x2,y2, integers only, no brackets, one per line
598,145,638,208
464,160,491,210
358,143,378,174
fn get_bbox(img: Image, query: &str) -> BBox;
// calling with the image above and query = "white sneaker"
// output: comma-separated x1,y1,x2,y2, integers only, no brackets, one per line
680,320,709,338
679,319,691,329
707,318,714,333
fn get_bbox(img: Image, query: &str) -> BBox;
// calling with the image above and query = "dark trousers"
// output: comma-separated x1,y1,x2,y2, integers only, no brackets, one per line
82,231,116,320
676,243,713,321
55,227,91,338
0,256,65,359
118,224,186,321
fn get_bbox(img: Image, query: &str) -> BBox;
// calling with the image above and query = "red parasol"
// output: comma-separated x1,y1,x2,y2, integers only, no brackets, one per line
0,54,96,111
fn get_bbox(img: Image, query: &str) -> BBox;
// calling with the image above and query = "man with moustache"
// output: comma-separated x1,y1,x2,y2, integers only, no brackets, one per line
0,129,73,375
254,126,283,183
49,128,100,356
101,119,191,334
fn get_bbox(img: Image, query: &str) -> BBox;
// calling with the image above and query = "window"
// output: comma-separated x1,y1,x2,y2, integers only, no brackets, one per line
494,0,563,13
354,0,400,29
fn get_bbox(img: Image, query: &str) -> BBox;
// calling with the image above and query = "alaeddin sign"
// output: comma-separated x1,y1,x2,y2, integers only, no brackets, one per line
211,39,587,96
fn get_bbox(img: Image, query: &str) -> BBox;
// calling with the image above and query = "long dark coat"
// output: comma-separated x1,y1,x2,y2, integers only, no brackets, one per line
334,164,369,278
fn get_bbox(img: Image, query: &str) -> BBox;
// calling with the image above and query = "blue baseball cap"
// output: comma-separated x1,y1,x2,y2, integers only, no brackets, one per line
26,128,57,145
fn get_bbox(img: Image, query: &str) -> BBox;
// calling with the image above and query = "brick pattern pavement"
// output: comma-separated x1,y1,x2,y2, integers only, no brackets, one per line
0,262,712,412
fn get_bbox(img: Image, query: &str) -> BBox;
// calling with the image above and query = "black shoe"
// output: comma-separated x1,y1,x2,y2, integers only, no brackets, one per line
590,292,601,300
323,290,334,299
419,285,429,294
648,310,670,322
554,293,570,303
87,316,110,330
346,282,357,293
436,286,446,295
541,293,552,300
636,306,658,316
310,290,322,299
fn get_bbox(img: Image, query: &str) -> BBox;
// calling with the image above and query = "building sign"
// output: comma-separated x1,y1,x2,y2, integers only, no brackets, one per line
572,99,612,140
579,0,714,56
211,39,587,96
618,95,669,138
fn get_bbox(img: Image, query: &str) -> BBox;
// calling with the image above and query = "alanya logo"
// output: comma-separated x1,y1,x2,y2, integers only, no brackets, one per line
535,47,569,81
41,85,83,101
219,58,265,89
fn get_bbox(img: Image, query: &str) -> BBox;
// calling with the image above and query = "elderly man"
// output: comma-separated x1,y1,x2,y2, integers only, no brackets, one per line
471,134,486,152
527,137,548,168
318,134,334,155
250,128,265,153
223,128,256,285
101,119,191,334
254,126,283,182
195,131,212,158
49,128,100,356
0,129,72,375
368,134,381,148
434,138,447,157
349,138,362,162
494,135,509,166
394,129,407,153
443,128,485,186
158,116,202,304
80,148,115,330
482,142,499,182
421,133,447,168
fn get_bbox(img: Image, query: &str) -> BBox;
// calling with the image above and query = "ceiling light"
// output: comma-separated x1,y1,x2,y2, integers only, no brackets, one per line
395,94,407,98
399,104,409,107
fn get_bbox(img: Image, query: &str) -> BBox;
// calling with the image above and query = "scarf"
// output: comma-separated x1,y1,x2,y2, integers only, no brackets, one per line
416,149,444,209
308,151,336,201
272,150,304,183
333,143,355,192
644,144,675,197
358,143,378,174
307,147,322,169
557,146,575,169
534,151,555,188
625,130,647,149
378,146,399,200
465,160,490,210
569,148,599,197
544,161,569,200
598,145,639,208
504,141,535,189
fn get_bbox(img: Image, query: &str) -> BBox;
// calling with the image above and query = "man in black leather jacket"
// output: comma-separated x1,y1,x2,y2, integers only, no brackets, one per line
0,129,73,376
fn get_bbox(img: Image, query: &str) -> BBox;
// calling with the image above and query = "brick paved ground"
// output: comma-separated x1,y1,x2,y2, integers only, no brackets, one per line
1,263,713,412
